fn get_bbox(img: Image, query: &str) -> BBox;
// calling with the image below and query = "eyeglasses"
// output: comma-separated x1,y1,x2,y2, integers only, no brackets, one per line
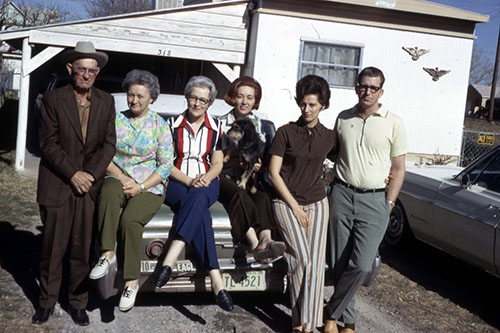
187,95,210,106
357,84,382,93
73,66,99,76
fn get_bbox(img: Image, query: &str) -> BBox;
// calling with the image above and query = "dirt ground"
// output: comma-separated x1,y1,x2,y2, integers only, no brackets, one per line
1,150,499,332
463,117,500,133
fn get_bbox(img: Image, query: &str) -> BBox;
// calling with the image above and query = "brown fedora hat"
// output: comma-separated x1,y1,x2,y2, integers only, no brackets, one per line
61,41,108,68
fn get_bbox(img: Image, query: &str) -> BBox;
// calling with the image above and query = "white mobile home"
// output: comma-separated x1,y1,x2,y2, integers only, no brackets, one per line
0,0,488,168
239,0,488,160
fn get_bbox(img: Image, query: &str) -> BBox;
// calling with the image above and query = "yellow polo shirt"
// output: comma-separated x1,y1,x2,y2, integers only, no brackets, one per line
334,104,407,189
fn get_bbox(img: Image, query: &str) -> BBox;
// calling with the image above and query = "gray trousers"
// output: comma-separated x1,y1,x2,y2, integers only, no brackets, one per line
326,183,390,324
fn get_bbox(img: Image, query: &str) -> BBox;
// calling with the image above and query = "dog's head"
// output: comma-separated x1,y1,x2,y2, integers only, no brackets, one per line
226,118,257,143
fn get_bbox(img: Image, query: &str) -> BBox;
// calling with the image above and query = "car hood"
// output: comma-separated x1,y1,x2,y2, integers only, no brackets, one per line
407,165,463,181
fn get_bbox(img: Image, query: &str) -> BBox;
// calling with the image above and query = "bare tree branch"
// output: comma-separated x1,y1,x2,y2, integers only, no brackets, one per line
0,0,74,29
84,0,154,18
469,47,496,85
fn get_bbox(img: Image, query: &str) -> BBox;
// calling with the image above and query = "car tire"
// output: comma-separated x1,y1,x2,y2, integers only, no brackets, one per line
384,200,412,247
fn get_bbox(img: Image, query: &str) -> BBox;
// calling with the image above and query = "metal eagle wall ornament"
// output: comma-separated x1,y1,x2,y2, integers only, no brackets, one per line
423,67,451,81
402,46,430,61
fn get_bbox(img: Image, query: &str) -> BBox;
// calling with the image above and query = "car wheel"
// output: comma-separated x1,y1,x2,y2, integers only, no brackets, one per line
384,200,410,247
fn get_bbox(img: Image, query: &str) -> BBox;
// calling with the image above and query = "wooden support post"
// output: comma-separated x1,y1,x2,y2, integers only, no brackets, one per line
489,25,500,122
15,38,32,170
213,62,241,82
23,46,64,76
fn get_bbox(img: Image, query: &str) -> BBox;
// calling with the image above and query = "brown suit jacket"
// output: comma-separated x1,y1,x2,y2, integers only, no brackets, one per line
37,84,116,207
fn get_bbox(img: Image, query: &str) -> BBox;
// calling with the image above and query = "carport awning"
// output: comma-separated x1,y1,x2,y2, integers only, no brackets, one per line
0,0,250,65
0,0,250,170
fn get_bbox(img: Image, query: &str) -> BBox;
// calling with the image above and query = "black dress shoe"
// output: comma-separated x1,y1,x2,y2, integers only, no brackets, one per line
215,289,233,311
154,265,172,287
70,308,89,326
32,307,53,324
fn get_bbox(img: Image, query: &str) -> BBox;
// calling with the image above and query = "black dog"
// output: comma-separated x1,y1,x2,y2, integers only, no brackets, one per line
225,118,265,193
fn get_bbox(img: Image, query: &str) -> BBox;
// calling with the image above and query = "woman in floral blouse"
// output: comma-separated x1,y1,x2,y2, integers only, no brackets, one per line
89,69,174,312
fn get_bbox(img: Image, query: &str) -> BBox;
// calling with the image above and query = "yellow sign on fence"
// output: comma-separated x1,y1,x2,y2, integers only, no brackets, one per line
477,133,494,145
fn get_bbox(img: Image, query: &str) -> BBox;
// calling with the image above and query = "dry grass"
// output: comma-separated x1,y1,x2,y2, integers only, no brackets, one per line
0,150,499,332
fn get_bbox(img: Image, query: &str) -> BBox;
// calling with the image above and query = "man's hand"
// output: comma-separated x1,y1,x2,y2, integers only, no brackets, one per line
70,171,95,194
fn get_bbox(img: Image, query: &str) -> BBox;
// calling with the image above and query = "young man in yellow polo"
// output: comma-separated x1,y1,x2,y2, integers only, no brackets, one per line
324,67,407,333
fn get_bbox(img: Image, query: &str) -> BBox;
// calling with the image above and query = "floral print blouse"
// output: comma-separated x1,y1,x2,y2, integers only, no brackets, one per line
113,110,174,195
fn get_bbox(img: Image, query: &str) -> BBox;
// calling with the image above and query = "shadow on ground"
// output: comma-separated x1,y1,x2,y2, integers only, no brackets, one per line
0,219,292,331
380,239,500,329
0,221,41,308
88,289,291,331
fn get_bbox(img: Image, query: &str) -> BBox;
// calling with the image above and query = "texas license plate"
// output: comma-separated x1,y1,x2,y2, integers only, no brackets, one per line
222,270,266,291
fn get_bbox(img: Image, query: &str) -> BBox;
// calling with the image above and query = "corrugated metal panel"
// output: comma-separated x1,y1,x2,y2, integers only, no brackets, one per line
471,84,500,99
157,0,184,8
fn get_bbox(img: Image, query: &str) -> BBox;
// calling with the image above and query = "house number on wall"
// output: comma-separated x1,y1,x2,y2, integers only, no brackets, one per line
158,49,172,56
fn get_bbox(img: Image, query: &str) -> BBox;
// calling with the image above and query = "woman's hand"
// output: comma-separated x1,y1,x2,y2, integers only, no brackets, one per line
384,172,394,186
269,155,309,227
239,157,262,173
292,206,309,227
192,173,212,187
118,174,135,187
123,182,142,198
252,158,262,173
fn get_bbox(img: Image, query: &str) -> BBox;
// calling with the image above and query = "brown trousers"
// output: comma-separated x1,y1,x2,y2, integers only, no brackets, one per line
218,174,275,244
39,193,94,309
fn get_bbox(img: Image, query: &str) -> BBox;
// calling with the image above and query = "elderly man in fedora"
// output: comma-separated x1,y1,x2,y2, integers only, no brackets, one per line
32,41,116,326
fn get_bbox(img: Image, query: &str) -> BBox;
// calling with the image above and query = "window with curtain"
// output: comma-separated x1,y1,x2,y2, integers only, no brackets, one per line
299,41,362,88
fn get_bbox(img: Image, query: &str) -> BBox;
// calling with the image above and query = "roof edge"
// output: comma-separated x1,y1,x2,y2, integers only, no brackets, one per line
319,0,488,23
0,0,249,38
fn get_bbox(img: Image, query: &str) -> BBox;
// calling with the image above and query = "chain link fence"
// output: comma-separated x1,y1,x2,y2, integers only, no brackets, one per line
459,130,499,167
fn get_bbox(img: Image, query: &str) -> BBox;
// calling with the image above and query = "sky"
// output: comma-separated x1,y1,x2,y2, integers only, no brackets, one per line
427,0,500,64
23,0,500,64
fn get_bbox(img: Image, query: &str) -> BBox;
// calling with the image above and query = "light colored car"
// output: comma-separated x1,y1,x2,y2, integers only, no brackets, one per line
96,200,380,298
95,202,290,298
385,145,500,278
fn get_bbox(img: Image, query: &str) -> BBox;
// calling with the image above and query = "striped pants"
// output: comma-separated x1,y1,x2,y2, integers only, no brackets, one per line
273,197,329,330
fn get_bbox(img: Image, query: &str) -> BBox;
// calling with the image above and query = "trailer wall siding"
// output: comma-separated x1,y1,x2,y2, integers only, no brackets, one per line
249,12,473,156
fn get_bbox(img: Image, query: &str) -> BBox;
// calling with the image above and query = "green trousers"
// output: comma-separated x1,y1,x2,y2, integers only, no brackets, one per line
97,177,165,280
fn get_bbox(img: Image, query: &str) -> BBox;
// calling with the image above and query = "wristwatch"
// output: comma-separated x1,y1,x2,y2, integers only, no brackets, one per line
387,200,395,208
140,183,145,192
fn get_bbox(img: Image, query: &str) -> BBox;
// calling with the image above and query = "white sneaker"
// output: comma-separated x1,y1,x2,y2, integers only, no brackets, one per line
89,255,116,280
119,285,139,312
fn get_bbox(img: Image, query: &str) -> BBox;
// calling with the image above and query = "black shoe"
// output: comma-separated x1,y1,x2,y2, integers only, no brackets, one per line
32,307,53,324
215,289,233,311
154,265,172,287
70,308,89,326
